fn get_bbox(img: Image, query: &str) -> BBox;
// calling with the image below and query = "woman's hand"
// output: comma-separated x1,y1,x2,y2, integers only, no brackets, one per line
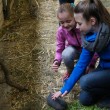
52,91,68,100
52,60,59,72
52,91,62,100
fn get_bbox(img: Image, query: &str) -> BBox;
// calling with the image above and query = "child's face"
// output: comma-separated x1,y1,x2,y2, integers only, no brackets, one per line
74,13,93,35
58,12,76,31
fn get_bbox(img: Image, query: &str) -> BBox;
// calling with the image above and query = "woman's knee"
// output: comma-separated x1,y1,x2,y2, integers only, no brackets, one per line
79,91,95,106
79,75,91,91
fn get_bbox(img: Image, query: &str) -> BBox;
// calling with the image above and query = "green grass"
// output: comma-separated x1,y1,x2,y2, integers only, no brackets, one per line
47,100,108,110
68,100,107,110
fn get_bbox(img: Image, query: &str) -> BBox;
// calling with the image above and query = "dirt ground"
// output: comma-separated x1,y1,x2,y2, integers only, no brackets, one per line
0,0,79,110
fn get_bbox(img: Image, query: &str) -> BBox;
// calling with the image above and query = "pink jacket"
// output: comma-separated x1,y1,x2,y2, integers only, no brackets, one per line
54,26,98,67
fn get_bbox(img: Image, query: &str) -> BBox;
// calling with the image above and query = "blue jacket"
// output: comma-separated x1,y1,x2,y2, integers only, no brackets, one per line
60,32,110,94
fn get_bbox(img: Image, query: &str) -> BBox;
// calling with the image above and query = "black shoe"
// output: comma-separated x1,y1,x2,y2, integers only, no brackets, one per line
97,97,110,109
47,93,68,110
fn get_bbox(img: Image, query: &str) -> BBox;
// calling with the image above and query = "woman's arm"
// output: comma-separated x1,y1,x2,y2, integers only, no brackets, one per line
52,48,94,100
60,48,94,94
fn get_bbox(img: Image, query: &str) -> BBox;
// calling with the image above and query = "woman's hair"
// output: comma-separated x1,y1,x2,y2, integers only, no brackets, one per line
74,0,110,26
57,3,74,18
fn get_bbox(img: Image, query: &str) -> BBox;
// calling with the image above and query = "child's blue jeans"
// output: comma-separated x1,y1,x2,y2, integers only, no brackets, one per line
79,66,110,106
62,46,80,74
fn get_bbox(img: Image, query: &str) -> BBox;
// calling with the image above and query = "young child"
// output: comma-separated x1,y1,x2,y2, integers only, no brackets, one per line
52,3,98,81
52,0,110,108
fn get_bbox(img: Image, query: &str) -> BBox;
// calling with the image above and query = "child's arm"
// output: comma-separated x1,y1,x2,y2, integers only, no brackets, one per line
54,27,65,65
52,27,65,72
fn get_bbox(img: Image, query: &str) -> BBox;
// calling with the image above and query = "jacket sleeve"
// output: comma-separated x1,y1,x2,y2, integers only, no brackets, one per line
60,48,94,94
54,28,65,64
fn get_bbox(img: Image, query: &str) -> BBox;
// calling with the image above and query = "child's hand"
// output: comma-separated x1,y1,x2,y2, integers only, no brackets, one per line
52,91,62,100
52,61,59,72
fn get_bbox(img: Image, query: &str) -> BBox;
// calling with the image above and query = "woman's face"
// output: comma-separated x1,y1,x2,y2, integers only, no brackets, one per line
58,11,76,31
74,13,93,35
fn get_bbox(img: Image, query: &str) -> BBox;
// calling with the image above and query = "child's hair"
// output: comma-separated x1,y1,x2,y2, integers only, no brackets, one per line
74,0,110,26
57,3,74,18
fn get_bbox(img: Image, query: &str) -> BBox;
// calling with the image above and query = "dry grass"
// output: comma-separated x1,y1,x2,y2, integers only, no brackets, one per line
0,0,74,110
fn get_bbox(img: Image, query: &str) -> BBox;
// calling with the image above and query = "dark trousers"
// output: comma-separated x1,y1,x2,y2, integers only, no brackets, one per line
59,0,74,4
79,67,110,106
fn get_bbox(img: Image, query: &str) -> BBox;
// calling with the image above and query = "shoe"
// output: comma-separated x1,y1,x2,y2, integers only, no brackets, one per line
62,72,70,83
97,96,110,108
47,93,68,110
